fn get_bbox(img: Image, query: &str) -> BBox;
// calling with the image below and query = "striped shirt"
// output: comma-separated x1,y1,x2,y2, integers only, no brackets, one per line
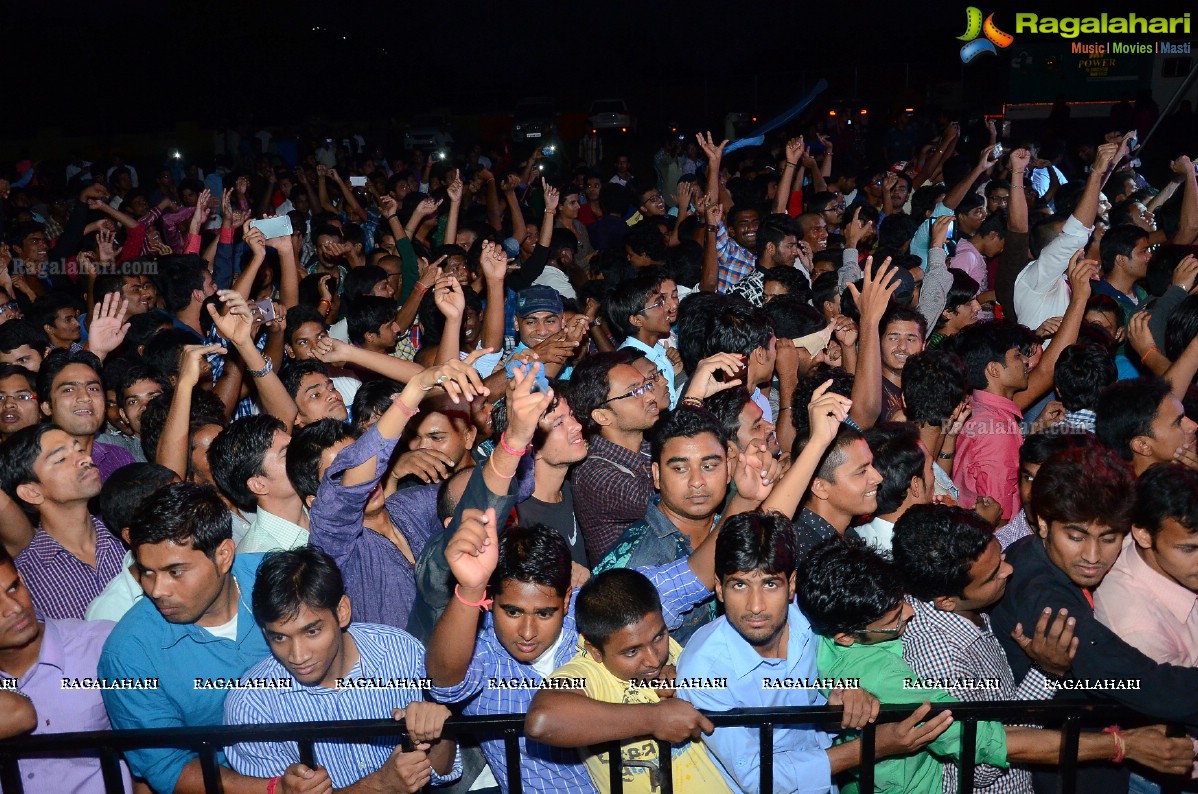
16,517,126,620
714,221,756,294
430,557,711,794
224,623,461,789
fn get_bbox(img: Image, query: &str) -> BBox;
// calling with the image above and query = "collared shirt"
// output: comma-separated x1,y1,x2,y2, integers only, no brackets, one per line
991,536,1198,723
572,436,655,565
551,636,732,794
855,516,895,554
0,620,131,794
430,557,709,794
1058,408,1096,434
1012,215,1094,333
16,517,126,620
954,389,1024,521
98,554,269,794
728,267,766,307
1095,534,1198,667
92,439,136,483
619,336,679,409
85,549,142,623
676,605,833,794
236,507,309,554
949,239,993,321
904,597,1054,794
714,221,756,294
1092,279,1148,324
225,623,461,788
97,425,144,462
593,498,718,645
995,509,1033,551
817,633,1008,794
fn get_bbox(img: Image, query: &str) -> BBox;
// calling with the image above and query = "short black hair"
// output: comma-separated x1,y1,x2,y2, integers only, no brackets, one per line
789,364,855,446
98,463,177,532
36,348,103,407
879,305,927,341
0,363,35,392
892,504,995,601
812,424,866,483
901,350,968,427
624,221,667,261
1133,464,1198,539
252,546,346,626
142,328,201,380
764,296,824,339
29,292,83,337
649,406,728,463
156,255,211,313
126,310,174,354
575,568,663,652
208,415,287,511
606,272,666,341
116,363,170,405
762,267,812,304
346,295,397,346
350,379,404,432
675,292,728,376
1030,445,1135,534
1055,343,1117,412
1099,224,1150,276
705,303,774,359
702,387,754,446
0,319,49,357
341,264,390,305
287,419,357,501
796,535,904,637
138,388,226,470
1165,295,1198,361
935,270,981,331
949,320,1037,391
811,272,841,312
284,305,328,349
714,511,796,582
863,423,926,515
281,360,331,401
0,424,58,510
566,350,638,436
491,523,572,598
128,482,232,557
1095,377,1173,460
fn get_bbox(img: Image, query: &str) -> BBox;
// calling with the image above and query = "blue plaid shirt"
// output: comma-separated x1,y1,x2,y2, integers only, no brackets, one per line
714,221,756,294
430,557,711,794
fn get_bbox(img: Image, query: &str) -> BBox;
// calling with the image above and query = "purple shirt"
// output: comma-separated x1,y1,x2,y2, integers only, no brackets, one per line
308,425,437,630
15,517,127,620
0,619,132,793
92,440,136,483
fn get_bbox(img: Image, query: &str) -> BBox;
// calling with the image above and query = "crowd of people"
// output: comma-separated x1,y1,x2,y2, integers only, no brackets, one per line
2,110,1198,794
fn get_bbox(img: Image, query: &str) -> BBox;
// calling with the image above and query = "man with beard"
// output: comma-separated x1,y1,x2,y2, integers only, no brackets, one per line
0,425,122,620
97,483,332,794
37,349,136,481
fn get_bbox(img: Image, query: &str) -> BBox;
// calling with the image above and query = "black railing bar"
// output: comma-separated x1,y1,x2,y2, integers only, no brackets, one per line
0,751,25,794
198,742,222,794
503,728,522,794
1059,716,1081,794
99,745,125,794
298,740,316,770
0,701,1152,756
960,718,977,794
759,722,773,794
656,738,673,794
606,740,622,794
860,722,876,793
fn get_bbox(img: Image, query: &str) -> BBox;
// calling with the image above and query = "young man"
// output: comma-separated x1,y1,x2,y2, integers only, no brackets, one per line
676,512,953,794
426,437,740,794
346,295,402,356
793,424,883,562
569,351,661,564
1096,376,1198,476
30,293,82,351
1094,224,1151,321
899,350,969,503
728,217,803,307
948,196,1003,319
858,423,935,553
37,349,137,481
504,286,577,392
0,320,49,373
283,305,361,406
594,407,777,643
0,425,124,620
703,303,777,423
799,535,1194,794
610,272,681,409
952,321,1039,521
524,568,734,794
224,547,460,791
97,483,331,794
0,545,133,793
995,432,1096,551
209,416,310,554
115,362,169,456
1094,464,1198,665
158,254,218,341
878,306,927,422
0,362,39,437
281,360,349,428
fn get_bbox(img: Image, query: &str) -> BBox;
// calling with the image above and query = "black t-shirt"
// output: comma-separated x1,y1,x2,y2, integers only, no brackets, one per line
516,481,588,567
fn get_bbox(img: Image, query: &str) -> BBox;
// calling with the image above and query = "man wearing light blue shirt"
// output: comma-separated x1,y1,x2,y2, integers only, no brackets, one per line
610,272,681,409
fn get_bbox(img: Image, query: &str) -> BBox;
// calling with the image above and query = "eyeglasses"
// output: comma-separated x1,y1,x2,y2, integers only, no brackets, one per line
854,609,908,637
638,298,666,315
0,302,19,316
0,393,35,404
602,379,654,405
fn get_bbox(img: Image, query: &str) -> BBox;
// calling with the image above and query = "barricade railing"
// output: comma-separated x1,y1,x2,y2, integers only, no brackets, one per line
0,700,1180,794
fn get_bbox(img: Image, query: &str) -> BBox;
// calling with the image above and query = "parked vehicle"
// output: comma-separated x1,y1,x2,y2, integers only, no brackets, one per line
403,116,454,150
589,99,637,133
512,97,556,142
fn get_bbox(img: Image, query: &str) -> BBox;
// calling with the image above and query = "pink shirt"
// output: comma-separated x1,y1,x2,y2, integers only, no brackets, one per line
953,389,1023,521
1095,534,1198,666
949,239,993,321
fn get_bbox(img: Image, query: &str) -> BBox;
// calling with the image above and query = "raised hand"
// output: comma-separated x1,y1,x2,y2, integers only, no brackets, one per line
734,439,782,502
1093,141,1120,174
1126,311,1156,360
850,256,900,325
205,289,255,348
446,169,464,203
378,194,398,218
684,353,745,400
242,220,267,258
785,136,805,166
696,131,729,162
542,178,560,214
844,206,873,249
807,379,852,449
433,276,466,322
409,350,491,405
1173,254,1198,291
390,449,457,485
312,334,352,367
87,292,131,359
1009,147,1031,173
1010,607,1077,678
189,188,213,234
415,197,441,219
96,228,117,263
479,241,508,283
445,507,499,591
930,214,953,248
178,343,226,389
505,362,554,446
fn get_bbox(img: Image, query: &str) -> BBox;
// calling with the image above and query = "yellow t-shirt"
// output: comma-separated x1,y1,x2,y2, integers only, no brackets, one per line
549,638,733,794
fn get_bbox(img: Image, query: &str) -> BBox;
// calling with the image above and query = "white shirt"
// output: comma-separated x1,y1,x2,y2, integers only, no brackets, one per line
856,516,896,554
237,507,308,554
1012,214,1094,331
532,266,577,300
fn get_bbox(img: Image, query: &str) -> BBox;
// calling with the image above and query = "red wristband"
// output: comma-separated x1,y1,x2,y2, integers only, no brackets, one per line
266,776,280,794
455,584,493,611
1103,725,1125,763
413,282,430,295
185,233,201,255
219,227,235,245
499,432,527,457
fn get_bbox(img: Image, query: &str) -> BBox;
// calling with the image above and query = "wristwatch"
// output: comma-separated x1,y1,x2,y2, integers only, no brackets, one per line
247,357,274,379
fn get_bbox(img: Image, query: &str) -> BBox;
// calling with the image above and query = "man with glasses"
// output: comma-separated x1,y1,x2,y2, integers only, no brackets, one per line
610,273,681,408
570,351,663,564
0,289,22,326
0,363,38,436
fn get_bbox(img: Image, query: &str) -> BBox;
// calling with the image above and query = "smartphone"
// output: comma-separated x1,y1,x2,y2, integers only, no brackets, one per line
992,143,1004,159
946,220,955,238
541,145,556,156
326,138,334,145
249,216,293,239
255,299,276,323
349,176,367,187
1001,121,1011,138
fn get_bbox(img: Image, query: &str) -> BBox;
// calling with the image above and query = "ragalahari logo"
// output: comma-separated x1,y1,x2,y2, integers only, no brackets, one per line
958,7,1015,63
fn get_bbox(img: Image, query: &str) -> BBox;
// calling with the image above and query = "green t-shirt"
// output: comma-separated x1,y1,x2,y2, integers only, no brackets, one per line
816,635,1009,794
